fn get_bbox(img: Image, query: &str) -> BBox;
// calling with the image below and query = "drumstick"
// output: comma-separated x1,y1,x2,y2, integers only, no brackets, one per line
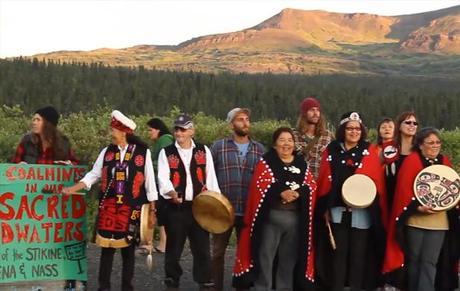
326,220,337,250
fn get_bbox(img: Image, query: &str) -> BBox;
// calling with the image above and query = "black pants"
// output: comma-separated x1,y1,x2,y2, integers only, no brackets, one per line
98,244,135,291
211,215,244,291
164,203,212,286
331,212,370,291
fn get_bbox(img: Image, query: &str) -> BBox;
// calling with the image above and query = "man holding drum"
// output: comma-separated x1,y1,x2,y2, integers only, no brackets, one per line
63,110,158,291
210,107,264,291
157,113,220,291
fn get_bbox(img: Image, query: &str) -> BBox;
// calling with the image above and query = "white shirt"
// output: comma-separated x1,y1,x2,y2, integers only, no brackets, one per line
157,140,220,201
80,144,158,201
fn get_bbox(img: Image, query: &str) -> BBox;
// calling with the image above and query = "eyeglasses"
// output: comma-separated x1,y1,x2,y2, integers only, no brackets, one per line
403,121,418,126
174,127,188,132
345,127,361,132
424,140,442,146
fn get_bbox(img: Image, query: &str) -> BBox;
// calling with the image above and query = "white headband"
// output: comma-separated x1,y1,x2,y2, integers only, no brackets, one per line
340,112,362,125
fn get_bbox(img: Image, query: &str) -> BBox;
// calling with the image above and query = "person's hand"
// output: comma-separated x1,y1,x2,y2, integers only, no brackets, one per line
54,160,72,165
324,210,331,225
62,182,85,195
168,191,183,204
61,187,73,195
417,205,436,214
280,189,299,204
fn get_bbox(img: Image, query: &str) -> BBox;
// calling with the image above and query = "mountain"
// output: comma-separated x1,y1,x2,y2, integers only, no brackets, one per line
23,5,460,77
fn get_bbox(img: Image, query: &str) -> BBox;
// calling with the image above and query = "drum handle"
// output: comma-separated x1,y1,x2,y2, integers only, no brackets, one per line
326,220,337,250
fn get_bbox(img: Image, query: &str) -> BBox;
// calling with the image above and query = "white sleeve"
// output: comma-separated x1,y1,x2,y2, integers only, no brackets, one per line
144,149,158,201
204,146,221,193
157,148,175,199
80,147,107,190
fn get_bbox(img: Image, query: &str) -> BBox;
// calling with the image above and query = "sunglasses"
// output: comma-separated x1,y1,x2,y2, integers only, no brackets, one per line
174,127,188,132
403,121,418,126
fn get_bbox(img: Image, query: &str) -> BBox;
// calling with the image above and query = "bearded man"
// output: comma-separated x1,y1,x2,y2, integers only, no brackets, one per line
210,108,265,291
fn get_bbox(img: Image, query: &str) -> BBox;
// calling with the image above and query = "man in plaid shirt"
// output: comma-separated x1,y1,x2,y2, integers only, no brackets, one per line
210,108,264,291
293,96,332,291
293,96,333,180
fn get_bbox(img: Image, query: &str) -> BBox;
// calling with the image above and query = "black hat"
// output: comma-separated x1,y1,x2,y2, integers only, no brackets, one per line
35,106,59,126
174,113,194,129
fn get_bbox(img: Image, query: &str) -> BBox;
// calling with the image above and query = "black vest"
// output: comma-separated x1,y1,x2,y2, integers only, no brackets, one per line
100,143,148,206
164,143,207,199
20,133,71,163
97,144,148,239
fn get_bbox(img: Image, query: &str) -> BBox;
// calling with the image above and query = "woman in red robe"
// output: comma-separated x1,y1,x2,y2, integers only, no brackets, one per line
232,127,316,290
383,127,460,291
315,111,388,291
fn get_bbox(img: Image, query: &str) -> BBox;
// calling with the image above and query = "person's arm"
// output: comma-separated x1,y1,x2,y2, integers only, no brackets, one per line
62,147,107,194
157,148,176,198
210,141,219,166
204,145,221,193
144,149,158,202
12,140,26,163
143,149,158,226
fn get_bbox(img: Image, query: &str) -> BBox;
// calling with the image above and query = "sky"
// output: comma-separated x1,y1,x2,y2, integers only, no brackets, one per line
1,0,460,58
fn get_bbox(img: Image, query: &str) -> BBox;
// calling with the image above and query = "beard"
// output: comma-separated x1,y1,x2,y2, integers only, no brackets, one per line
234,127,249,137
306,116,320,125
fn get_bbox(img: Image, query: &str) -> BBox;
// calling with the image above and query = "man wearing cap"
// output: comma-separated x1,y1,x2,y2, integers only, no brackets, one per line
63,110,158,291
292,97,332,291
157,113,220,291
209,107,264,291
293,96,333,180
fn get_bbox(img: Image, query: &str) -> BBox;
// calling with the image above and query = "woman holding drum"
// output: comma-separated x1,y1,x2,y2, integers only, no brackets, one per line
315,111,388,291
233,127,316,290
383,127,460,291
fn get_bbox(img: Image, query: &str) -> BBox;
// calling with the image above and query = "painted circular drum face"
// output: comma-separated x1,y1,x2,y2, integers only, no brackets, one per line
192,191,235,234
342,174,377,208
413,165,460,211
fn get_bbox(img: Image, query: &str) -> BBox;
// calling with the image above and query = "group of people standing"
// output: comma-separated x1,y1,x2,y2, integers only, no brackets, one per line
12,99,460,291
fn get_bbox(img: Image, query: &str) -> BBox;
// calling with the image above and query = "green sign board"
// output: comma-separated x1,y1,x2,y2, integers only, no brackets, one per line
0,164,88,284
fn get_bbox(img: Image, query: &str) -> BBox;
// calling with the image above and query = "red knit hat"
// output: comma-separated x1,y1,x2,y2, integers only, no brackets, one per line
300,97,321,114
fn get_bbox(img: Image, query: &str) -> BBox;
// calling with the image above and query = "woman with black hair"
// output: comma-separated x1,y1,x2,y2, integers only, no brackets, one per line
315,112,388,291
233,127,316,290
63,110,158,291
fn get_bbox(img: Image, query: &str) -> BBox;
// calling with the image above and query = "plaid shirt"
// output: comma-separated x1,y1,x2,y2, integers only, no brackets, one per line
210,137,265,216
12,135,78,165
293,129,332,179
